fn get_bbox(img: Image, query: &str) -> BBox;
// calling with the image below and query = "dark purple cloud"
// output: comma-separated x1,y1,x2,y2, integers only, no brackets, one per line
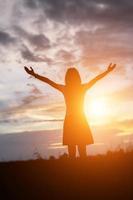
21,0,133,67
14,26,51,50
21,45,52,63
56,49,75,61
23,0,133,27
0,31,15,46
74,28,133,66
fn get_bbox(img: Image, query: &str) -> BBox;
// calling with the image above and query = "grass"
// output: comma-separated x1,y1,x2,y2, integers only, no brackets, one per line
0,149,133,200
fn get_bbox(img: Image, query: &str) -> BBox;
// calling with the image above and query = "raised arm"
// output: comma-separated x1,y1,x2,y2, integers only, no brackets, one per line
83,63,116,90
24,66,64,92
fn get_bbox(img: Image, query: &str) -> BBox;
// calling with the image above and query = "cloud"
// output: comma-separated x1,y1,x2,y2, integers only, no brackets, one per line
30,84,43,94
92,117,133,142
56,49,75,61
23,0,133,26
22,95,41,105
116,118,133,129
22,0,133,67
0,117,63,124
0,31,15,46
23,0,39,9
14,26,51,50
110,84,133,102
2,0,132,68
44,103,65,113
21,45,53,63
74,27,133,66
55,49,78,66
20,84,46,106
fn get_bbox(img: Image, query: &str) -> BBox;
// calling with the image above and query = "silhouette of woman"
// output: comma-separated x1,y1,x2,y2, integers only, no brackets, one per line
24,63,116,159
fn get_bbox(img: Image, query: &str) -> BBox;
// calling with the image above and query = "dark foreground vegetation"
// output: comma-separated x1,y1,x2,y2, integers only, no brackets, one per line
0,150,133,200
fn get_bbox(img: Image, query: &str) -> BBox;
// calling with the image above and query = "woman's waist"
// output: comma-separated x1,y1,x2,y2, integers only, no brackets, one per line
65,109,85,116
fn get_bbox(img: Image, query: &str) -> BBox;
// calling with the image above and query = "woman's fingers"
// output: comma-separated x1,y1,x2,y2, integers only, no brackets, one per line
24,66,29,73
111,64,116,69
24,66,35,75
24,66,28,70
108,63,112,68
113,64,116,68
108,63,116,71
30,67,34,72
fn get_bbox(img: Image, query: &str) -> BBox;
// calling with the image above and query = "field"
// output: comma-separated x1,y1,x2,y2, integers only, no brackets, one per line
0,150,132,200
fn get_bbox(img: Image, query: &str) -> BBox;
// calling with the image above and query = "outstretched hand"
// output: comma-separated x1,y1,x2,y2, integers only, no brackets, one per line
107,63,116,72
24,66,36,76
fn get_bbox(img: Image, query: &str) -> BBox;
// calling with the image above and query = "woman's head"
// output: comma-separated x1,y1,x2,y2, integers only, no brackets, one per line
65,68,81,85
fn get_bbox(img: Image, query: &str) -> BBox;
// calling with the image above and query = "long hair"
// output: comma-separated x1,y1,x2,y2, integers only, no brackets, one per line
65,68,81,85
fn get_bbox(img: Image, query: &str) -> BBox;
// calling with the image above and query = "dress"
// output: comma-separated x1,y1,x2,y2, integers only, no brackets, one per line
61,84,94,145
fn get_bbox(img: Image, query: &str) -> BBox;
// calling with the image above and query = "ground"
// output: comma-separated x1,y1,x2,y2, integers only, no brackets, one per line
0,150,132,200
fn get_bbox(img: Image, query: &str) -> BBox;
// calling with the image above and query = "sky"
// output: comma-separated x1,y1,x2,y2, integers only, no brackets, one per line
0,0,133,159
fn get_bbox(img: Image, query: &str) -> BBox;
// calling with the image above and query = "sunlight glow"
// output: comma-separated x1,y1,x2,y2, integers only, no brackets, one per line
49,143,66,149
85,97,109,119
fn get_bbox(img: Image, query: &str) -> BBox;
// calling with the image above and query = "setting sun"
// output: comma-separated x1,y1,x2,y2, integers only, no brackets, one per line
84,97,109,119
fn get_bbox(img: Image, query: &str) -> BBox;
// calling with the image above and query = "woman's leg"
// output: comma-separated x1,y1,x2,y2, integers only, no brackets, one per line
77,145,87,158
68,145,76,159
